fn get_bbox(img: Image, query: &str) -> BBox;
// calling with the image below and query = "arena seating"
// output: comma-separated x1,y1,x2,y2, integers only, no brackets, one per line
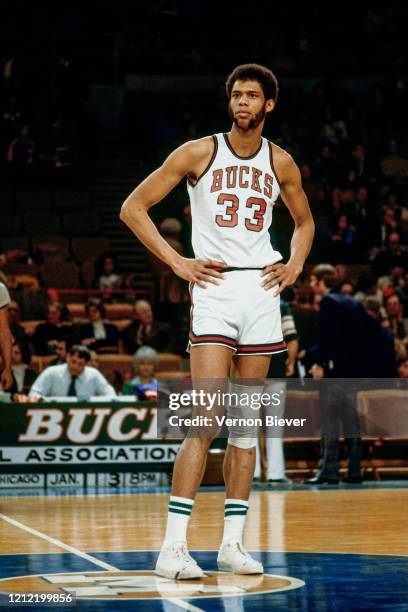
71,238,109,262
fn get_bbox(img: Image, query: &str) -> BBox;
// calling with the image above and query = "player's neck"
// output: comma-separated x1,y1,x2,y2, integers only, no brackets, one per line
227,124,264,157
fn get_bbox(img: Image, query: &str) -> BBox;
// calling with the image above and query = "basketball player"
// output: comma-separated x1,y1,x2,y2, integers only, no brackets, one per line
120,64,314,578
0,282,13,390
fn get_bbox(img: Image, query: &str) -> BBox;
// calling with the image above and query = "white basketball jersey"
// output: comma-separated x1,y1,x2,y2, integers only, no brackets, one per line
187,133,282,267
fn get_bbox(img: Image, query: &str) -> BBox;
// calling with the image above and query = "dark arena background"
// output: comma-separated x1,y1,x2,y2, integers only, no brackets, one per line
0,2,407,611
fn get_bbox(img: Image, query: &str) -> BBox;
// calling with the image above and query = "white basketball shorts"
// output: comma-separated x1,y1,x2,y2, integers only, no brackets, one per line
188,268,286,356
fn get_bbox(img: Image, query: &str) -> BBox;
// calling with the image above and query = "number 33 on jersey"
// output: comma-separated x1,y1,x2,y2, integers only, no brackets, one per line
187,133,282,268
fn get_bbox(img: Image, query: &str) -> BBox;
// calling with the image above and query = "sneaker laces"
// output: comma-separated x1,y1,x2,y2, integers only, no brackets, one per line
231,541,255,564
174,542,196,566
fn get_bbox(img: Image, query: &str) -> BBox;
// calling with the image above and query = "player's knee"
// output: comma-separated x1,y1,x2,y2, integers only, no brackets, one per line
228,436,257,449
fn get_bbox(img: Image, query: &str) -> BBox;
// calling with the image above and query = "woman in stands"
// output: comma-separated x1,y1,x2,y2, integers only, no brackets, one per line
79,298,119,353
122,345,158,398
31,301,79,355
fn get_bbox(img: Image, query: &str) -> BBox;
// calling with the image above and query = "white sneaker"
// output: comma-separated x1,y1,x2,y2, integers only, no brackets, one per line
217,540,263,574
155,541,206,579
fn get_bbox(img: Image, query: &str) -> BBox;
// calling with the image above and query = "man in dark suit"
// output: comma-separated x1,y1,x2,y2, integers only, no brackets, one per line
121,299,176,354
304,264,371,485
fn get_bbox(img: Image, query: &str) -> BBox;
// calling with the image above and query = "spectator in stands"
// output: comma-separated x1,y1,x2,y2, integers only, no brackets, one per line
7,125,35,165
398,271,408,314
122,273,138,302
89,350,99,369
372,232,407,277
385,294,408,347
380,138,408,180
7,300,31,357
49,337,72,366
354,273,383,305
32,301,79,356
29,345,116,400
334,264,348,285
348,144,370,186
327,214,356,262
122,345,158,395
79,299,119,353
94,254,122,293
339,280,354,295
0,282,13,390
378,259,406,292
300,164,325,206
398,357,408,378
9,341,37,397
160,218,184,254
148,218,185,302
122,299,175,354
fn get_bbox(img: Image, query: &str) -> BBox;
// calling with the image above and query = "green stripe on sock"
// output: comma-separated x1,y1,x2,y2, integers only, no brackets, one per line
168,501,193,510
168,508,191,516
225,510,248,516
225,503,248,509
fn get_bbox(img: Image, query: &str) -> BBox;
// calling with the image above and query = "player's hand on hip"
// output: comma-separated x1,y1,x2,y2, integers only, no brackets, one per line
171,257,226,288
261,262,302,296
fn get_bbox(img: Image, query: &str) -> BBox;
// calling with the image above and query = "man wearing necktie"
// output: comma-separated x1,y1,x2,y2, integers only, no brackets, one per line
67,375,77,397
29,345,116,400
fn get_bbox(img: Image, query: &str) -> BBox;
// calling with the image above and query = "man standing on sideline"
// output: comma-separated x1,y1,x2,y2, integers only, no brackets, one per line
0,282,13,391
121,64,314,578
304,264,369,485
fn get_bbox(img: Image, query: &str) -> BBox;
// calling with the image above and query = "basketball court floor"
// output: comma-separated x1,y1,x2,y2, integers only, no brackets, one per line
0,484,407,610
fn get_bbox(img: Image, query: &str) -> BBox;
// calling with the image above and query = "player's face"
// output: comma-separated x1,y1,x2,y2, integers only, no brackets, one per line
228,80,274,130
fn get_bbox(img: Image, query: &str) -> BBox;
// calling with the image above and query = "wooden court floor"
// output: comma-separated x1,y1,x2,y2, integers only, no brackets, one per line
0,488,407,610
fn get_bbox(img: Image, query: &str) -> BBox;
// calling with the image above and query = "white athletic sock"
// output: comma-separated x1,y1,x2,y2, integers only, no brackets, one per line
221,498,249,546
163,495,194,546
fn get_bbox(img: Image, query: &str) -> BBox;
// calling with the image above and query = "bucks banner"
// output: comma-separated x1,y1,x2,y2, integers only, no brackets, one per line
0,402,180,488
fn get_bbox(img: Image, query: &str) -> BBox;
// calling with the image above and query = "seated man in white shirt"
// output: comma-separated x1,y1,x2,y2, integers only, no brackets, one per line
29,345,116,400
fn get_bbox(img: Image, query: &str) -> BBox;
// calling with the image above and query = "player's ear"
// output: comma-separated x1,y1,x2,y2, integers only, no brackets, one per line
266,99,275,114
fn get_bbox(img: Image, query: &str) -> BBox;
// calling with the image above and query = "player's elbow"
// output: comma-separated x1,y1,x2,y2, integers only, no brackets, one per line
120,196,149,225
119,197,132,222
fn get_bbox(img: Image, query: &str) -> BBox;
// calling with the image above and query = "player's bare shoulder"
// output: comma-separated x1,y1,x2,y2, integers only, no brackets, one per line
180,136,216,184
269,141,300,186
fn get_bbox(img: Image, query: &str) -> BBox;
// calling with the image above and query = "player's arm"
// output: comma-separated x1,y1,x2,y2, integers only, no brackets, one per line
0,306,13,390
261,146,315,295
120,139,226,288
